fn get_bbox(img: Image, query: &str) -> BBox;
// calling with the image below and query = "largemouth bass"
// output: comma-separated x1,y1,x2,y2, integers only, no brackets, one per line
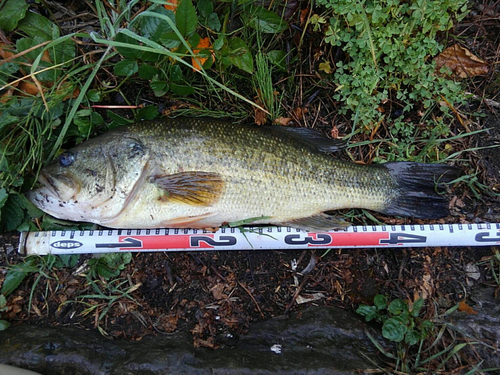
28,118,460,230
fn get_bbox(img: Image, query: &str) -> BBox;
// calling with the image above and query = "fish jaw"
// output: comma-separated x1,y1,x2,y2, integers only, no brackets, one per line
27,186,92,222
37,172,80,202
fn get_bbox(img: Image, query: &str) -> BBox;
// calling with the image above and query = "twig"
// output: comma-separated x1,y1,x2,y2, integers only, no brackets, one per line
238,282,264,319
285,274,310,313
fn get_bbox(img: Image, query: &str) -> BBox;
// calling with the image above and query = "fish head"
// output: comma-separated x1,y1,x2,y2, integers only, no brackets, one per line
28,132,150,223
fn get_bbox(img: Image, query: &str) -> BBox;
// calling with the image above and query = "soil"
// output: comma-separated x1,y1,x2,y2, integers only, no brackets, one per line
1,1,500,373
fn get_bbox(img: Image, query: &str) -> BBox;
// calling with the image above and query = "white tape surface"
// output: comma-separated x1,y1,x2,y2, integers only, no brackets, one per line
19,223,500,255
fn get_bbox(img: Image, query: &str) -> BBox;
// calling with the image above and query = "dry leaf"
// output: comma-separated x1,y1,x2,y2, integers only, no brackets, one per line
300,8,309,26
296,292,325,304
191,37,214,71
434,45,489,79
274,117,293,126
210,283,227,300
18,80,40,96
163,0,179,12
0,42,15,59
254,97,267,125
330,125,339,138
458,301,478,315
293,106,308,120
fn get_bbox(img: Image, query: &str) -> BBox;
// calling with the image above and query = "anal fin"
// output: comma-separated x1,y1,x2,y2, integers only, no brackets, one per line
161,212,216,228
283,213,350,231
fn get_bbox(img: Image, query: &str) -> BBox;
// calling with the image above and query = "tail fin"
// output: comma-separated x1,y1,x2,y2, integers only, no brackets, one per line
381,162,461,219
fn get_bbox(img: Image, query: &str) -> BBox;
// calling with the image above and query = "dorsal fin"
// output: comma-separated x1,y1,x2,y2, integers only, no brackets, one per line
267,126,347,153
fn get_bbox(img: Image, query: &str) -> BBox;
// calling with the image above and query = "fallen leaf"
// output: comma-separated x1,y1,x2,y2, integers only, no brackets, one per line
0,42,15,59
330,125,339,138
210,283,227,300
434,45,489,79
300,8,309,26
191,37,214,71
18,80,40,96
296,292,325,304
318,60,332,74
274,117,293,126
254,97,267,125
163,0,179,12
293,106,308,120
458,300,478,315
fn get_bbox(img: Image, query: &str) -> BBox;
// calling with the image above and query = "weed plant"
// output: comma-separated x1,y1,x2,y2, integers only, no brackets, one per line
317,0,469,161
357,295,477,373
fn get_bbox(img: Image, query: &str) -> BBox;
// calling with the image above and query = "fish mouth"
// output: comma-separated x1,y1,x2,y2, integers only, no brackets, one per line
37,172,60,199
37,172,80,202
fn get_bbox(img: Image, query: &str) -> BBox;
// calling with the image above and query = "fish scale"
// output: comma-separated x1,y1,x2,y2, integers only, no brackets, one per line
28,118,460,230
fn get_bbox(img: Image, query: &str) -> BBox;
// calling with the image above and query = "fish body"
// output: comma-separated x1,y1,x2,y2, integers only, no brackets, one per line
28,118,460,230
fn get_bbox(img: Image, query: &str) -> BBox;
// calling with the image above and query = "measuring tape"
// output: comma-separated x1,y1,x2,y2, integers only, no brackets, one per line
18,223,500,255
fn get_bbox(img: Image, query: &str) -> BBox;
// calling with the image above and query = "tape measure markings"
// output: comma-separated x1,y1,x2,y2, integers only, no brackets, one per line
18,223,500,255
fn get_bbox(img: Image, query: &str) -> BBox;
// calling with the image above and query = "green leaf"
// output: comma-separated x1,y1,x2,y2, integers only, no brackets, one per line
197,0,213,18
139,7,174,43
138,64,159,80
0,194,24,232
16,36,47,61
420,319,434,337
0,320,10,331
176,0,197,37
88,253,132,280
150,78,169,97
0,61,20,86
49,39,75,68
170,64,183,81
228,37,253,73
213,36,224,51
388,299,406,315
356,305,378,321
136,105,159,120
115,32,143,60
188,33,201,51
374,294,388,310
411,298,424,316
0,294,7,309
0,0,29,32
248,6,288,34
106,111,134,129
87,89,101,102
160,32,182,49
404,329,420,346
207,13,221,32
16,194,43,219
17,11,57,40
382,316,408,342
170,83,195,96
58,254,80,268
1,261,38,296
0,188,8,210
267,50,286,71
113,59,139,77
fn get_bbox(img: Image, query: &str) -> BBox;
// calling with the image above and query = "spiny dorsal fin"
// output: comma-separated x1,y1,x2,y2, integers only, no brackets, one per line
151,171,224,206
268,126,347,153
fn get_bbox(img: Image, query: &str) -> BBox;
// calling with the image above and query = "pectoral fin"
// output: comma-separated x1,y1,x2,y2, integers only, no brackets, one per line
283,213,350,231
151,171,224,206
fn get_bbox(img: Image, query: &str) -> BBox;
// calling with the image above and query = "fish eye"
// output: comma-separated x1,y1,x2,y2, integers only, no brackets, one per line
58,151,75,167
